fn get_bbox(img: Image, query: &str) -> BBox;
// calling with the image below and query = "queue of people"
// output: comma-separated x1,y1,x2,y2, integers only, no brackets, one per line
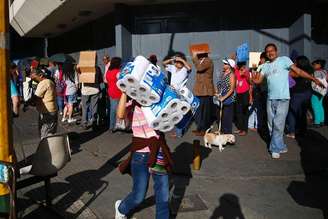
8,43,328,219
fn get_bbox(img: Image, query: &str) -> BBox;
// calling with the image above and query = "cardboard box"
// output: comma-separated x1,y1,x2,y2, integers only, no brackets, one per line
78,51,97,83
249,52,262,68
79,73,96,84
189,43,210,55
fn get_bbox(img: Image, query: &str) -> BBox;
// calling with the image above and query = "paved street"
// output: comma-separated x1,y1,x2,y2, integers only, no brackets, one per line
12,109,328,219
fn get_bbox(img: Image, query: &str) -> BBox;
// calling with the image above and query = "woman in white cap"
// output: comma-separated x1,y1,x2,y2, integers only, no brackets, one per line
215,58,236,134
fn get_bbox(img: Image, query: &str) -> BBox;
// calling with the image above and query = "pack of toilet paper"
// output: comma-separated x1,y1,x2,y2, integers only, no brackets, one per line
141,86,192,132
116,56,166,106
178,86,200,115
116,56,201,132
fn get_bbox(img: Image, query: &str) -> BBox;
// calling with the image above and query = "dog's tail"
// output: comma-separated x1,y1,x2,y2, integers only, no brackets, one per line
205,125,213,135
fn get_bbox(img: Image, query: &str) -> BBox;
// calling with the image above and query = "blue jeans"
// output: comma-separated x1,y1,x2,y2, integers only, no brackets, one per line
108,97,119,130
267,99,290,153
119,153,169,219
57,96,64,113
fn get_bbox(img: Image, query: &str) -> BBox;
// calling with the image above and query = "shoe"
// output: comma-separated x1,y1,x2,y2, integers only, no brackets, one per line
68,118,77,124
280,148,288,154
271,152,280,159
249,128,257,132
192,130,199,134
115,200,126,219
286,133,295,139
59,112,63,116
61,117,67,123
238,131,247,136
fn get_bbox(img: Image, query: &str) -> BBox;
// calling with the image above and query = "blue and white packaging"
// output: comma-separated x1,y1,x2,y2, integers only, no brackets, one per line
139,64,166,104
179,87,200,115
117,62,135,92
119,62,134,80
151,86,180,117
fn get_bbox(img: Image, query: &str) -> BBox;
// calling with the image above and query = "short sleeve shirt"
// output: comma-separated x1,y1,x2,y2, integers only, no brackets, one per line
165,64,189,90
261,56,293,100
34,79,57,113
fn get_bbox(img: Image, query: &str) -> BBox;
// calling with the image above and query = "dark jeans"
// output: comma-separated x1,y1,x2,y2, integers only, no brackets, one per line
194,96,215,131
236,92,249,132
119,153,169,219
286,90,312,134
217,104,234,134
81,93,99,125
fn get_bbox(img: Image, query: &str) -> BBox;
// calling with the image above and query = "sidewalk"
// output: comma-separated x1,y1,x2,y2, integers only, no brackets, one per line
13,109,328,219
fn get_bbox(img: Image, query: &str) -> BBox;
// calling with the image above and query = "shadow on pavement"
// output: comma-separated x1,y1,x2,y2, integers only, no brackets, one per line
20,142,131,219
210,193,245,219
67,126,108,154
287,129,328,218
130,142,211,218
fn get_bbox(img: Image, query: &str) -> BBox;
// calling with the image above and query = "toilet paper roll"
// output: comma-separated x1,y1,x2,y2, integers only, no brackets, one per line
130,56,150,81
127,87,139,99
158,122,174,132
116,78,128,92
158,109,171,122
179,86,194,104
150,86,180,117
170,111,184,125
140,65,166,104
138,98,152,107
178,101,191,115
141,106,161,129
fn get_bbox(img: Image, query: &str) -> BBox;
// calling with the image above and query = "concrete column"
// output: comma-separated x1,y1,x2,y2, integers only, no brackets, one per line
115,25,132,61
114,4,132,61
289,14,312,60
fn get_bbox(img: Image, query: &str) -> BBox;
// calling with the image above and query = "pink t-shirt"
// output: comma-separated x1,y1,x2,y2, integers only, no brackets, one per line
235,68,250,94
132,105,159,152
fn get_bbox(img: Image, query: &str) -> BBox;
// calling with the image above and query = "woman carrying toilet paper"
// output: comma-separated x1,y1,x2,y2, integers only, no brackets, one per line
116,94,173,219
163,52,192,138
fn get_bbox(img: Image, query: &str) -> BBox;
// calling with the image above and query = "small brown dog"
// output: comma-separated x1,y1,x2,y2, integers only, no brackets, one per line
203,126,236,151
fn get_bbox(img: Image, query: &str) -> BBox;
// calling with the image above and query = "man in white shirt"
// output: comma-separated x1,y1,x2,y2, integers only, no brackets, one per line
162,53,192,90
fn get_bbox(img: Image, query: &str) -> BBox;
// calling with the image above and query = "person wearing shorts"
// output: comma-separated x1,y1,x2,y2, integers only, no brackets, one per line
61,62,79,124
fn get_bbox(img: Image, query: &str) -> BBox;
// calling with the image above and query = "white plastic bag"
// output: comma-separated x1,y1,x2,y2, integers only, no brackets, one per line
23,77,33,102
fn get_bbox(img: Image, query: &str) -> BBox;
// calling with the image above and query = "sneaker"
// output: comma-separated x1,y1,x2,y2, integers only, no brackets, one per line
286,133,295,139
68,118,77,124
271,152,280,159
61,117,67,123
115,200,126,219
280,148,288,154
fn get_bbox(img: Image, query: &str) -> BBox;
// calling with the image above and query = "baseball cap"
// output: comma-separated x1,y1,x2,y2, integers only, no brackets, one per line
222,58,236,68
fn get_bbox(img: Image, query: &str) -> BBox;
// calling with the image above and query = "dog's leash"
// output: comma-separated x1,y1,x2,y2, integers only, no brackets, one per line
218,100,223,135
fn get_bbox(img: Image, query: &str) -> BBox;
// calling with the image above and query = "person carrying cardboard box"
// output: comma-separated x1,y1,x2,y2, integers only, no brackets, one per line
77,51,103,130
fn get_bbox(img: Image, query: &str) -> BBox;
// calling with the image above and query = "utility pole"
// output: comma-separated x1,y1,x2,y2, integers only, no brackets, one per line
0,0,15,213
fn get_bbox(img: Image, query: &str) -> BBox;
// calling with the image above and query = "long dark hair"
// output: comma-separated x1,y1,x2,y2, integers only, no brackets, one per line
109,57,122,70
62,62,75,82
295,56,314,75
